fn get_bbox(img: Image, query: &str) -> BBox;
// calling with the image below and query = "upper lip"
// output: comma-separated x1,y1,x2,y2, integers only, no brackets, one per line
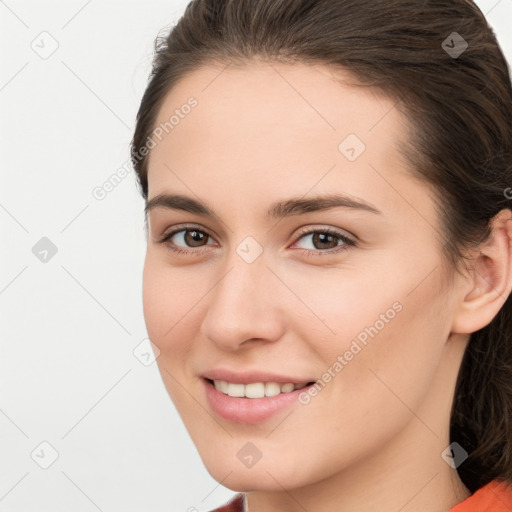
202,368,316,385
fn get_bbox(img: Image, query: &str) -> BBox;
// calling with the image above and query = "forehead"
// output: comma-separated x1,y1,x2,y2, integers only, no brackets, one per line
145,60,430,222
149,60,402,149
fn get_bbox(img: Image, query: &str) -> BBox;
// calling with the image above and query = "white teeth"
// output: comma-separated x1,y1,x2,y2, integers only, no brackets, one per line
264,382,281,397
227,383,245,397
214,380,228,393
212,380,308,398
245,382,265,398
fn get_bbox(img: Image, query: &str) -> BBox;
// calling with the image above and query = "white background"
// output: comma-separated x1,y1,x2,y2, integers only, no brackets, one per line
1,1,511,510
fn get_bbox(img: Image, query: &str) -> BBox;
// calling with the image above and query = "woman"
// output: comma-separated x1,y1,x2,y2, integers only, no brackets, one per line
131,0,512,510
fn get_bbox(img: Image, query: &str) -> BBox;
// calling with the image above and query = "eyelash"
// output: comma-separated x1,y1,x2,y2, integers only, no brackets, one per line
156,224,356,257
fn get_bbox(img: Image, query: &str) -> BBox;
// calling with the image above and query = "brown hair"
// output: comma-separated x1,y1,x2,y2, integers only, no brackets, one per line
131,0,512,493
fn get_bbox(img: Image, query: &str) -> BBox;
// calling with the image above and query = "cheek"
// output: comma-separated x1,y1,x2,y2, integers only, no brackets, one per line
142,260,168,342
294,257,449,410
142,256,199,408
142,253,196,343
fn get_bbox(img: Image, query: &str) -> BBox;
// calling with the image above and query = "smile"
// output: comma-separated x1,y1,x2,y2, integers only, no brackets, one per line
211,379,313,398
203,378,318,424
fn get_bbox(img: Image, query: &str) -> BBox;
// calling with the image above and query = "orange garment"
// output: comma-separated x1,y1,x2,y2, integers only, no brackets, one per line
209,479,512,512
449,479,512,512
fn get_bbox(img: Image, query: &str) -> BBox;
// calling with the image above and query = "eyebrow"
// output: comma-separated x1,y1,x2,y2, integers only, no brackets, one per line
145,193,382,220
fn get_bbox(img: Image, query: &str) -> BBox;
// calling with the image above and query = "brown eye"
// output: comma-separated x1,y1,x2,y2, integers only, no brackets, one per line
291,227,356,256
158,226,216,254
310,232,340,250
182,229,208,247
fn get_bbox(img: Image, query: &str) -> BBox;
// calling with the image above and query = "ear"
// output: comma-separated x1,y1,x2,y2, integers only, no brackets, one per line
451,208,512,334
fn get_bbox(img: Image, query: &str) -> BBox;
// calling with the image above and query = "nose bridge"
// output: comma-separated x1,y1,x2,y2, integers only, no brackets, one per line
200,242,284,349
216,233,271,310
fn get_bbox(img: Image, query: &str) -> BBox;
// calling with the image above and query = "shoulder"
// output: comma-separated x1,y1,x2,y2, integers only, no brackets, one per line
208,493,245,512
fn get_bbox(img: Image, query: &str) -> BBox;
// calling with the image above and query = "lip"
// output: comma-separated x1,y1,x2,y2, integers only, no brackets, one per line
201,368,315,385
202,377,316,424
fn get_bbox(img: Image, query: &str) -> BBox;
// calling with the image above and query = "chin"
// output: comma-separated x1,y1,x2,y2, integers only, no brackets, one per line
208,470,293,493
201,452,313,492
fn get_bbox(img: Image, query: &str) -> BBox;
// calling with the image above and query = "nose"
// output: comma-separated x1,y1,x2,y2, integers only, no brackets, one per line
199,250,286,351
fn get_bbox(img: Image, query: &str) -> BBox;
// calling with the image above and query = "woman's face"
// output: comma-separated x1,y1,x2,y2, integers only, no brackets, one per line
142,61,466,491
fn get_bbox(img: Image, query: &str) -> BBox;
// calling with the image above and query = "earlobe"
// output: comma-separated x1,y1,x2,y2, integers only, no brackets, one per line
451,209,512,334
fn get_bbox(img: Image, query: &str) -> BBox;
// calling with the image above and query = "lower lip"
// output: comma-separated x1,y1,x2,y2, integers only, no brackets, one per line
202,378,313,424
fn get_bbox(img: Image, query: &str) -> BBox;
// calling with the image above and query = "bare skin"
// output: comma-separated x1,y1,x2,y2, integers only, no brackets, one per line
141,60,512,512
